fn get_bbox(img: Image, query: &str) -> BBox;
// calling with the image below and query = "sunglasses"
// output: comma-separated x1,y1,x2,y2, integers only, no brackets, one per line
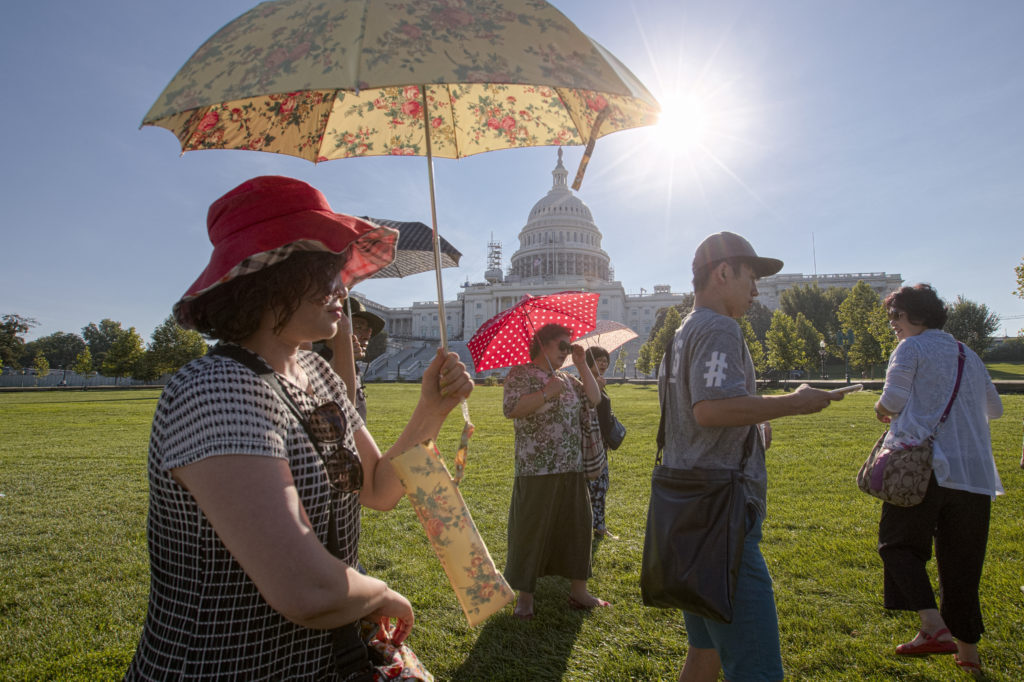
887,310,906,322
557,340,571,353
308,401,363,493
314,286,348,306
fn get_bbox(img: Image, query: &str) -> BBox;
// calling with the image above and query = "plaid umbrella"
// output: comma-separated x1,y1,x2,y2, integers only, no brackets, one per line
467,291,599,372
361,217,461,279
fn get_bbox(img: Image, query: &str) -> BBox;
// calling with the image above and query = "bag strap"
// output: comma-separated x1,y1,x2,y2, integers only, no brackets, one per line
208,344,371,675
931,341,966,438
209,344,342,553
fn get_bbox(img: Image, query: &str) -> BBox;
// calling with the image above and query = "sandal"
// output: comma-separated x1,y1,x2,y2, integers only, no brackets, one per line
568,595,611,611
954,655,982,678
895,628,958,656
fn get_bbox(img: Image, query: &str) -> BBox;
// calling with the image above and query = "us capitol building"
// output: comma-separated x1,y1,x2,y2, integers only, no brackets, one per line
353,151,900,379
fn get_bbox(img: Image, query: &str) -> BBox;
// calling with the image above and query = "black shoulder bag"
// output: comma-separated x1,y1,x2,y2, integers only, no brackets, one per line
639,337,754,624
596,391,627,450
208,344,376,682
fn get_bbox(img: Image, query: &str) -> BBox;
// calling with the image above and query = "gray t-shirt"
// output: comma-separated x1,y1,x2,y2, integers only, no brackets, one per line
658,307,768,517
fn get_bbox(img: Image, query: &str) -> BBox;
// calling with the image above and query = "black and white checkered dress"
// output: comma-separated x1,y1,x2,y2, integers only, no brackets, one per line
125,350,364,680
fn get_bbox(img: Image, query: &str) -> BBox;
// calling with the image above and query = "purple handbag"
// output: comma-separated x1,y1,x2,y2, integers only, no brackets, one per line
857,342,965,507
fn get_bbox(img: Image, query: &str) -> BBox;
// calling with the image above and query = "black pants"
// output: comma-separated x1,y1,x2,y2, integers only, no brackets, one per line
878,473,990,643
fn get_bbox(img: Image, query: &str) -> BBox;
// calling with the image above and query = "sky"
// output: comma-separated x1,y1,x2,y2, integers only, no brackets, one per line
2,0,1022,344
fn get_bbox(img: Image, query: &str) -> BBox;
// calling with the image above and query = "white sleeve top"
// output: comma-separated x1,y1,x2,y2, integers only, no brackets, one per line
879,328,1003,498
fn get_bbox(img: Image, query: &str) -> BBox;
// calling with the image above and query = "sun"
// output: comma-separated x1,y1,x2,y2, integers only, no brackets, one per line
653,91,715,155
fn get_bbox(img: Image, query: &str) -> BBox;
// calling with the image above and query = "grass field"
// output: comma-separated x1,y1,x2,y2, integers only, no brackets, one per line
985,362,1024,380
1,386,1021,681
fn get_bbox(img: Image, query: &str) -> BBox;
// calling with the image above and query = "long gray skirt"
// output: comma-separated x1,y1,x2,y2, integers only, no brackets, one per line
504,471,593,592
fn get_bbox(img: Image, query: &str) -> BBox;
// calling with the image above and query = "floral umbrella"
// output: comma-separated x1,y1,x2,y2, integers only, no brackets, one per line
142,0,659,343
558,319,637,369
467,291,599,372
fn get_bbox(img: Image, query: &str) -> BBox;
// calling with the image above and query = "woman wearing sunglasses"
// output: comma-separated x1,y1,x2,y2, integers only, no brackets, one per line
502,323,608,620
125,176,473,681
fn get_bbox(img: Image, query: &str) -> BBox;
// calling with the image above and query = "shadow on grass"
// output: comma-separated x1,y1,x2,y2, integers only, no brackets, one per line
450,578,587,681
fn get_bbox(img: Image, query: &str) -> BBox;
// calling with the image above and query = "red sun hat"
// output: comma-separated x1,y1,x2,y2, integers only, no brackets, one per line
174,176,397,328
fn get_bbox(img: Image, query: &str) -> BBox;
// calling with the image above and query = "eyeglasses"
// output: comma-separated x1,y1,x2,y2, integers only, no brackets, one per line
887,310,905,322
314,286,349,305
308,401,363,492
557,340,571,353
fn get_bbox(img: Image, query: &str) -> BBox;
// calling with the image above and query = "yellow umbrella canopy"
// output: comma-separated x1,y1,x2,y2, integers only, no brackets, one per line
143,0,659,174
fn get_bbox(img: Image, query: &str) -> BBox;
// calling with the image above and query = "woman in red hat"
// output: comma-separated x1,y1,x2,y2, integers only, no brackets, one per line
125,176,473,681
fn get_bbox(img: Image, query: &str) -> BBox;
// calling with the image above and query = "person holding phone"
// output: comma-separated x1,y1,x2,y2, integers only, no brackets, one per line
502,323,607,620
663,232,842,682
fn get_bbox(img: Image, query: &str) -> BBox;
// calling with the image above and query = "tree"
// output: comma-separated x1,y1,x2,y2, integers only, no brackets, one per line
743,301,773,342
867,305,898,362
779,284,846,343
635,341,654,376
614,347,628,378
837,281,886,376
645,293,695,342
71,348,96,381
656,307,683,352
822,287,850,347
148,315,208,376
102,327,145,383
82,319,125,371
765,311,805,380
944,296,1000,358
792,313,824,374
1,313,37,368
32,351,50,386
1014,256,1024,300
739,317,767,374
21,331,86,369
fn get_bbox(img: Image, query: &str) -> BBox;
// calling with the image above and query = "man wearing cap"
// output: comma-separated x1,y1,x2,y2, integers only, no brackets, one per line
325,298,385,423
661,232,842,682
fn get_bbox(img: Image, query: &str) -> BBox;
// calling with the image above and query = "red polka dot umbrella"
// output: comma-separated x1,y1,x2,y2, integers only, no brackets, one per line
467,291,600,372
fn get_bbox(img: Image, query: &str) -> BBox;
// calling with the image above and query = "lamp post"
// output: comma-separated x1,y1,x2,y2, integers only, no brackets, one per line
838,330,854,384
632,360,637,379
818,339,827,380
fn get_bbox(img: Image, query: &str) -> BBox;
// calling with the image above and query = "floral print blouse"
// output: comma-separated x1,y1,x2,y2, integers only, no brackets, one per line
503,363,590,477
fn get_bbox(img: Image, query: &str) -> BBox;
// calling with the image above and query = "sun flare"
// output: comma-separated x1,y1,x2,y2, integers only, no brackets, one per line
653,91,715,155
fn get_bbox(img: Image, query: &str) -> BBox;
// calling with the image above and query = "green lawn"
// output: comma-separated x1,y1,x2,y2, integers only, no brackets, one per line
986,362,1024,380
1,386,1021,680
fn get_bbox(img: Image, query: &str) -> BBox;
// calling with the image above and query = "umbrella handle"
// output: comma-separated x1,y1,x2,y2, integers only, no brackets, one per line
421,87,448,351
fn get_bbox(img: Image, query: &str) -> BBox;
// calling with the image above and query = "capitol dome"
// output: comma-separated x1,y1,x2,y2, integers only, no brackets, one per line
509,149,611,281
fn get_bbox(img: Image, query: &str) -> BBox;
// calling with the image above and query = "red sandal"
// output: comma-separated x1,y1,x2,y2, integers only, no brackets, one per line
954,655,982,677
895,628,958,655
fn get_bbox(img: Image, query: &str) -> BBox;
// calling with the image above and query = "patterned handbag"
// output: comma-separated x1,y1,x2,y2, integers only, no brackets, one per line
390,439,515,626
857,342,965,507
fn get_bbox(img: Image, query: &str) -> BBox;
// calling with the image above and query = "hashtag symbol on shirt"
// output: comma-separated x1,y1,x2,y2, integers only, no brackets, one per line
704,351,728,387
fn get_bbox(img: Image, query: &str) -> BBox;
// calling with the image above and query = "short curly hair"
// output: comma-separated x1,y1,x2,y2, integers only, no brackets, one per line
187,251,348,343
883,283,947,329
529,323,571,360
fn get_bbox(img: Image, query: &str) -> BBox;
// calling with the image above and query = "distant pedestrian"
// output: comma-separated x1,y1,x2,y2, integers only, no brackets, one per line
584,346,617,539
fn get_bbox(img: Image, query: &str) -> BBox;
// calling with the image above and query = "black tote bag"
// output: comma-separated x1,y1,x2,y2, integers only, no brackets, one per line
639,338,752,624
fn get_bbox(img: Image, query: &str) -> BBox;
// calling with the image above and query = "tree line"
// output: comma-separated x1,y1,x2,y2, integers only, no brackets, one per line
0,315,208,383
628,280,1010,379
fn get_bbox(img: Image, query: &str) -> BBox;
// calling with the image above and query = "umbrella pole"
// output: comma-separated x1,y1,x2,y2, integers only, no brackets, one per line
421,88,448,352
